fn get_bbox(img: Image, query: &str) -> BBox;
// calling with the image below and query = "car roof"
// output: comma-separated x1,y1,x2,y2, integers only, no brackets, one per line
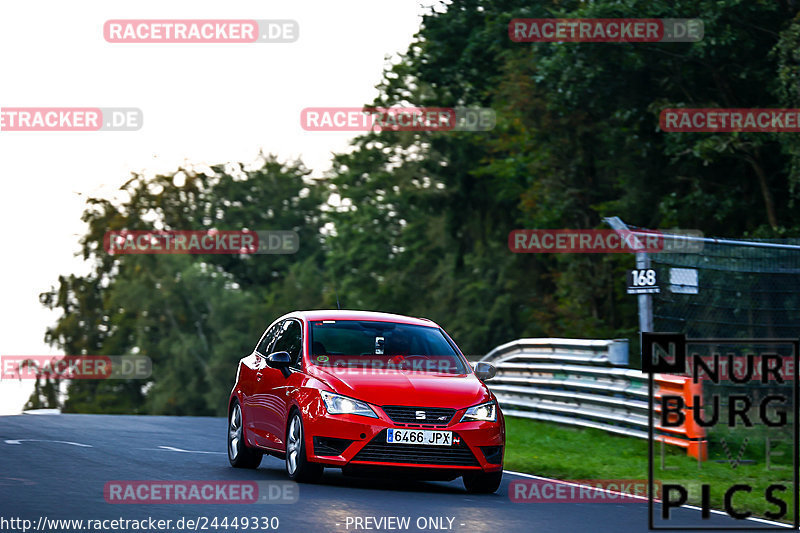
287,310,440,328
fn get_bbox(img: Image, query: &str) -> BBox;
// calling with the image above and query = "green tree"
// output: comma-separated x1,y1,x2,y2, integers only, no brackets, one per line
38,156,326,415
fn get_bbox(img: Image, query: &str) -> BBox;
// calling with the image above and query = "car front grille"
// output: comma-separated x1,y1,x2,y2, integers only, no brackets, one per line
352,430,479,467
381,406,456,426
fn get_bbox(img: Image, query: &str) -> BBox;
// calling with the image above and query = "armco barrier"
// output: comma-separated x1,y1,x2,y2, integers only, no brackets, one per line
480,339,708,459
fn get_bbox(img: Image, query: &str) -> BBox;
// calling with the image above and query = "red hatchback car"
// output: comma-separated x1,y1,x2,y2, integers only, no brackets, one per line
227,310,504,493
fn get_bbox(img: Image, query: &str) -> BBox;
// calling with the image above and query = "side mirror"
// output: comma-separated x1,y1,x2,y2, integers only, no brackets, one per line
472,361,497,381
266,351,291,369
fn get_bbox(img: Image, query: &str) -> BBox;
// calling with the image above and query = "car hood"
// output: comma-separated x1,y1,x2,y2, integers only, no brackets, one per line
308,365,491,409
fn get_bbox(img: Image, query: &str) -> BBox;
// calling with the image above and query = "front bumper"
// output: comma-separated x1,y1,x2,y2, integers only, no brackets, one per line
303,401,505,473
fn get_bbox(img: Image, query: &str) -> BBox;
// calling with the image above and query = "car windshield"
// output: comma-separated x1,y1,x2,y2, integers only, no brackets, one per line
308,320,468,374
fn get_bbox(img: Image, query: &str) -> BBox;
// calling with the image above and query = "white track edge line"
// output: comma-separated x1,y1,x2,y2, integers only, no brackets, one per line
503,470,792,529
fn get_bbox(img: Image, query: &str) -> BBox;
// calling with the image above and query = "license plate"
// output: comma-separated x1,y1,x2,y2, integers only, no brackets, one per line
386,428,452,446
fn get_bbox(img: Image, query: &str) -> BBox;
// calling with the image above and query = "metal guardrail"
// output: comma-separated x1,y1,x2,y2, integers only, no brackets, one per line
480,338,707,458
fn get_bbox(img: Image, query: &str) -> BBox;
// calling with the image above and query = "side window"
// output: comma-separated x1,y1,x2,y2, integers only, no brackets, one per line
272,320,303,368
256,323,281,355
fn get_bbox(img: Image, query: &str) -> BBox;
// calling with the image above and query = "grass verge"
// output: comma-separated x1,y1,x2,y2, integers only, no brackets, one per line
504,416,794,524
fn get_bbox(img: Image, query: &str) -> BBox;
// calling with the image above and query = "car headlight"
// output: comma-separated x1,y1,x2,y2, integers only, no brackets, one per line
460,400,497,422
319,391,378,418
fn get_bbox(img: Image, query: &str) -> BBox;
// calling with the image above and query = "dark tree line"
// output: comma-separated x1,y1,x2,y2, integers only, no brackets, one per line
33,0,800,415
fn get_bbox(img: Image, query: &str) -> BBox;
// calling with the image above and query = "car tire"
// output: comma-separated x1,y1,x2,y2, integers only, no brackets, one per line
285,411,323,483
228,401,263,469
462,470,503,494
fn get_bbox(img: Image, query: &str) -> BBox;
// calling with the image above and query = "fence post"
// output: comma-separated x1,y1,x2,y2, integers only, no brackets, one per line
604,216,653,332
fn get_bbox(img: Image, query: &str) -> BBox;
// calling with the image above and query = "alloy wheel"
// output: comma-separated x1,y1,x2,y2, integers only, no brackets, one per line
229,404,242,460
286,415,301,475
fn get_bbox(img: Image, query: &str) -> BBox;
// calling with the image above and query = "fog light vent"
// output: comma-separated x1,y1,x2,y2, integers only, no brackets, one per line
479,445,503,464
313,436,353,456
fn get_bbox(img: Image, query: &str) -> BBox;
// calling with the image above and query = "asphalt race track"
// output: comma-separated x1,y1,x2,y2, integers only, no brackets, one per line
0,414,789,533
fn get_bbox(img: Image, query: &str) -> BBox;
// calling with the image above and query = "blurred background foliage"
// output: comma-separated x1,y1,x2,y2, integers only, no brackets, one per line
33,0,800,415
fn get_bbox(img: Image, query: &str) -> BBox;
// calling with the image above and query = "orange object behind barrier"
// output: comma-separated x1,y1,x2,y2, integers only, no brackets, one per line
653,374,708,460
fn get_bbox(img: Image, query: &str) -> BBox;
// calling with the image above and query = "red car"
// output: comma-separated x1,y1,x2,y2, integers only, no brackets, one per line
227,310,504,493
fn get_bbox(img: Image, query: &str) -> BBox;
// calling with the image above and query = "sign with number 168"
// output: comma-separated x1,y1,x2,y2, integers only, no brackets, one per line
627,269,659,294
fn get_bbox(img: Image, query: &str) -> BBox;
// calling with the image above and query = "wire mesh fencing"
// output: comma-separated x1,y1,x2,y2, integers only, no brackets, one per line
642,232,800,339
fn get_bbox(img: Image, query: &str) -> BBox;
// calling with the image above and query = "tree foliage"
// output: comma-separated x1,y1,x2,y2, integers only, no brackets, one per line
36,0,800,414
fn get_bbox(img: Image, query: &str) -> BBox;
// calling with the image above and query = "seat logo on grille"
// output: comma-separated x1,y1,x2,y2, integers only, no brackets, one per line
415,410,426,420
